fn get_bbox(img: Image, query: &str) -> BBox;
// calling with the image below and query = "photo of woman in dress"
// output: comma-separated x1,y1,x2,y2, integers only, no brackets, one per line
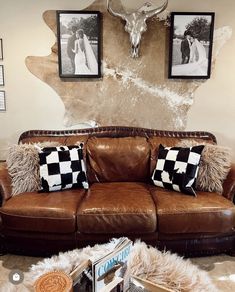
73,29,98,75
57,11,101,78
169,13,214,79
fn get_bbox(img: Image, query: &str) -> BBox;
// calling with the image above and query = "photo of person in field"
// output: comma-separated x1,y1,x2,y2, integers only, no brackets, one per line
57,11,100,77
170,13,214,78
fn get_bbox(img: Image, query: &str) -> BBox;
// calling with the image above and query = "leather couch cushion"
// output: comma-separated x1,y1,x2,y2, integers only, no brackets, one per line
86,137,150,183
0,189,85,233
151,187,235,234
77,182,156,234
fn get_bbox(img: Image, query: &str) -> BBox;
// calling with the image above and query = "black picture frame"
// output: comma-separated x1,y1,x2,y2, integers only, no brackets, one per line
0,39,3,60
168,12,215,79
57,10,101,78
0,90,6,111
0,65,4,86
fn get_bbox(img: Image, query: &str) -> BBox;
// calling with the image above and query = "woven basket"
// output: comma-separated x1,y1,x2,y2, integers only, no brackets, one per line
34,271,73,292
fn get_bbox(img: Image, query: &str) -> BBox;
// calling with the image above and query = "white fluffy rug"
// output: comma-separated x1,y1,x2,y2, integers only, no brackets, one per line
1,240,218,292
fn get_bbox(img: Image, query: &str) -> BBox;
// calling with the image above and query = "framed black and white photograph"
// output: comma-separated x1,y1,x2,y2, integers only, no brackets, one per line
0,39,3,60
57,10,101,78
168,12,215,79
0,65,4,86
0,90,6,111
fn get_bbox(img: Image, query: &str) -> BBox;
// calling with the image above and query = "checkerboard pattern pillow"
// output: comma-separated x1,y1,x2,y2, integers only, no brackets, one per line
39,145,89,192
152,144,204,196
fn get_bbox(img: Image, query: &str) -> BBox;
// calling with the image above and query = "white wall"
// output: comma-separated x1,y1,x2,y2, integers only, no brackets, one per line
0,0,234,160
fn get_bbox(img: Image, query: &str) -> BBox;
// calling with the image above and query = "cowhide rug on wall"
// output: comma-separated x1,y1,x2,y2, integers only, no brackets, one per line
25,0,231,129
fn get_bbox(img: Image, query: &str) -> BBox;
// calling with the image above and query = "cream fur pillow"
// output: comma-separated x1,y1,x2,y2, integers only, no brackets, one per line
6,142,60,196
177,140,231,193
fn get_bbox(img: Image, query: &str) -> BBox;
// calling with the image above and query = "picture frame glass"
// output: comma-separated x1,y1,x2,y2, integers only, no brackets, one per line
57,10,101,78
0,39,3,60
168,12,215,79
0,91,6,111
0,65,4,86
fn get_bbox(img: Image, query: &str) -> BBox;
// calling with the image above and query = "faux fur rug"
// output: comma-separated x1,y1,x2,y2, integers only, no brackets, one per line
1,240,218,292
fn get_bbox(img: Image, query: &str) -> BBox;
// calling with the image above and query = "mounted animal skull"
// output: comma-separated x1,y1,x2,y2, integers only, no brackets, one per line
107,0,168,58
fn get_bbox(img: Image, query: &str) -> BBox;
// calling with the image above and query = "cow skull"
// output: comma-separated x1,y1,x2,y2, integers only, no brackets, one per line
107,0,168,58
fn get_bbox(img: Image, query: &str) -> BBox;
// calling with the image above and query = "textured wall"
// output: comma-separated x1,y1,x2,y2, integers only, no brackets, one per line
26,0,225,130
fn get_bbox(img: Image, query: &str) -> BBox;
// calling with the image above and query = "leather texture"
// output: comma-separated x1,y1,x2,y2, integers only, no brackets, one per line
18,127,217,143
151,186,235,234
1,189,85,233
156,233,235,257
223,163,235,202
86,137,150,183
18,135,89,146
3,229,77,256
77,182,156,234
0,163,12,205
0,215,2,232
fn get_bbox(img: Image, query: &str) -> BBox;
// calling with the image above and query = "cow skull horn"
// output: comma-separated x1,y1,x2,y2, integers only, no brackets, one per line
107,0,168,58
141,1,168,20
107,0,128,21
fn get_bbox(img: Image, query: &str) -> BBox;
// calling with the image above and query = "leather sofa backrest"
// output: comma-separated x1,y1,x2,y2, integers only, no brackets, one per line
18,126,217,183
86,137,150,183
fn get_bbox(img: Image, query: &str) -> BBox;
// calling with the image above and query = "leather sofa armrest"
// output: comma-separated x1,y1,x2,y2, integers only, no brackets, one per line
0,162,12,206
222,163,235,203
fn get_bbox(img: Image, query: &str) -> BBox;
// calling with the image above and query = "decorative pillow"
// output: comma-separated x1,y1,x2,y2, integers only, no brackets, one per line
177,140,231,193
152,144,204,196
39,145,89,192
6,142,60,196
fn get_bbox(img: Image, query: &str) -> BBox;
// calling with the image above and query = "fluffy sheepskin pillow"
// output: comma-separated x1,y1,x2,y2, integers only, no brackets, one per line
177,140,231,193
6,142,60,196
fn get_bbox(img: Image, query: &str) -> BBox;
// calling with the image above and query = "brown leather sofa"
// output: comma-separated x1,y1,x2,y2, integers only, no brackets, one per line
0,126,235,256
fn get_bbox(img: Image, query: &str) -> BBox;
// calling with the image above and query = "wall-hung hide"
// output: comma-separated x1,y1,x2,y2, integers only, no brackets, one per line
25,0,231,130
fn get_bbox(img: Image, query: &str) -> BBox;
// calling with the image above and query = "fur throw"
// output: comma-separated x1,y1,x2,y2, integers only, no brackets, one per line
129,241,218,292
177,140,231,193
0,240,218,292
26,240,218,292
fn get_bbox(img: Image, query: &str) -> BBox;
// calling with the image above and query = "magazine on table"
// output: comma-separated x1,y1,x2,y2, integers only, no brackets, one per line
68,238,132,292
91,237,132,292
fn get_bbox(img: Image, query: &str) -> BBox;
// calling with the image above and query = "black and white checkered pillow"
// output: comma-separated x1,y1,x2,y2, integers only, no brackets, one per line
38,145,89,192
152,144,204,196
